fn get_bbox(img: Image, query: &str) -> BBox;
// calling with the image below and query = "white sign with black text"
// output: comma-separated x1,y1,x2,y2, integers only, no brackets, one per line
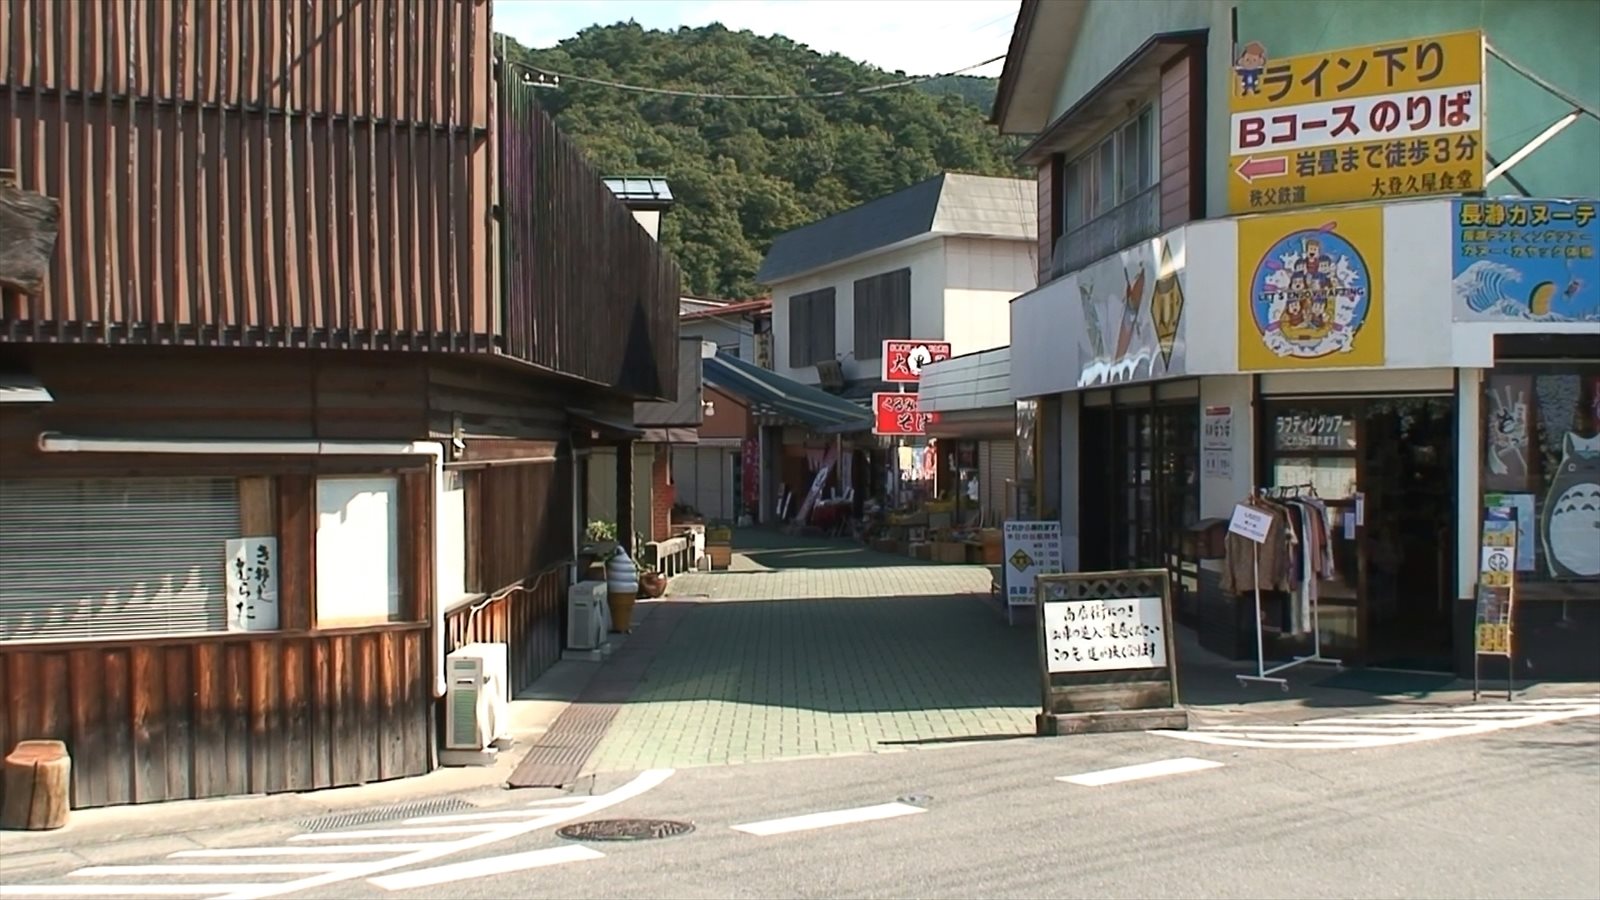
226,537,280,631
1228,504,1274,545
1043,596,1167,673
1202,405,1234,480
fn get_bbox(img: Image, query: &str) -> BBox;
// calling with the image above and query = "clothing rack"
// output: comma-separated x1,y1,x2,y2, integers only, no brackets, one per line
1237,483,1344,690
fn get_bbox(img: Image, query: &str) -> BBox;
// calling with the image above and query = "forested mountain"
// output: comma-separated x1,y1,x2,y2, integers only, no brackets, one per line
504,24,1026,299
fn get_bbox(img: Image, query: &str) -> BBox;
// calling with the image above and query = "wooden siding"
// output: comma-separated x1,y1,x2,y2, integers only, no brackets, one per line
498,63,681,400
1159,52,1203,230
0,0,492,351
1037,158,1057,284
456,461,571,691
0,626,431,808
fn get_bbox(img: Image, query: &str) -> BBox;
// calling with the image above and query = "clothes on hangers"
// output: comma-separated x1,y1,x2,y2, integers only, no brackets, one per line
1221,489,1337,635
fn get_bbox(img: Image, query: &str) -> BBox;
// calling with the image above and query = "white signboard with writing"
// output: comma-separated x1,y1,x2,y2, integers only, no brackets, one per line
1202,405,1233,480
1003,520,1062,607
1043,596,1167,673
226,537,279,631
1228,504,1274,544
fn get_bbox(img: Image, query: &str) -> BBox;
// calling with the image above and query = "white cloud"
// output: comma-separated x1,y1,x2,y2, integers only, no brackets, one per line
493,0,1019,77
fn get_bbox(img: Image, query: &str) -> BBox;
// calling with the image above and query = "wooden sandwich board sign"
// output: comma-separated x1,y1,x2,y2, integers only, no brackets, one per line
1034,569,1188,735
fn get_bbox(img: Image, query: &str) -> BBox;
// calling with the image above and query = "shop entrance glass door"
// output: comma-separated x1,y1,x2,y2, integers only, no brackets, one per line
1262,396,1455,668
1361,397,1455,671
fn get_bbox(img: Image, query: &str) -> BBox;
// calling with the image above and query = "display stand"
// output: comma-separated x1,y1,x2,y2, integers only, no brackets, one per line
1472,506,1518,702
1230,485,1342,691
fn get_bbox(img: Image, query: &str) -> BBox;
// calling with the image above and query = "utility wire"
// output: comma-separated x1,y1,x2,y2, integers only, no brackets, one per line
511,53,1007,101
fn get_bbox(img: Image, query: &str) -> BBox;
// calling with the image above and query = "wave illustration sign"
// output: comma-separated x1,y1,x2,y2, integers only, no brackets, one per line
1451,198,1599,323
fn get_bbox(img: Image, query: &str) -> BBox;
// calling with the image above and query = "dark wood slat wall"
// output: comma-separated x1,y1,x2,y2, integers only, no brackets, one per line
0,627,431,809
447,461,570,693
498,64,681,399
0,0,492,352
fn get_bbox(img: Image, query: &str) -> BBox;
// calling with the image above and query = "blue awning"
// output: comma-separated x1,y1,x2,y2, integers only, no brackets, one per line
703,352,873,434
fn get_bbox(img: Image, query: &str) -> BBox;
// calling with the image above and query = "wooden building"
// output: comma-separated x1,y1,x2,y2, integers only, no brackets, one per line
0,0,679,808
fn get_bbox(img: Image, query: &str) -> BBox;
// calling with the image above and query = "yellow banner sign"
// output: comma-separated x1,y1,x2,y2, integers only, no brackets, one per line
1475,623,1510,655
1237,206,1385,371
1227,30,1485,214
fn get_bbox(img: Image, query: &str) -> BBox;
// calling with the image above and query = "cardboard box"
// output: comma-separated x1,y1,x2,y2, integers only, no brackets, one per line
933,542,967,564
910,542,933,561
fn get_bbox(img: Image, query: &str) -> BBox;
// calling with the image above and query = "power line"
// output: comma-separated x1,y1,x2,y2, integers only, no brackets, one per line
509,53,1007,101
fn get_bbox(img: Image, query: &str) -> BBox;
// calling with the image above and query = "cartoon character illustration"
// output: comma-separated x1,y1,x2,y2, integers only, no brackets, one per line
1541,432,1600,578
1114,262,1147,362
1234,41,1267,96
1251,223,1371,359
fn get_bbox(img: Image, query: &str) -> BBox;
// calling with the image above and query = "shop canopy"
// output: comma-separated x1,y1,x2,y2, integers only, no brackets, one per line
703,351,873,434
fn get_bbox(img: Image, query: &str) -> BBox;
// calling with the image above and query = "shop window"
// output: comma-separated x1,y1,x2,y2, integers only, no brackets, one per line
1056,105,1159,275
315,476,402,627
1481,366,1600,584
787,287,836,367
852,268,912,359
0,477,242,642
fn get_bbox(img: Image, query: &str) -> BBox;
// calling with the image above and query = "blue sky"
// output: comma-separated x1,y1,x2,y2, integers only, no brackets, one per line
493,0,1020,77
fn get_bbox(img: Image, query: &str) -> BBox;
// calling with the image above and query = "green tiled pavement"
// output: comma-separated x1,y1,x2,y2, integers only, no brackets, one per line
583,531,1037,774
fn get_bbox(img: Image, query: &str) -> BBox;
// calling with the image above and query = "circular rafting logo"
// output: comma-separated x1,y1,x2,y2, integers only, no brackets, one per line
1249,226,1372,360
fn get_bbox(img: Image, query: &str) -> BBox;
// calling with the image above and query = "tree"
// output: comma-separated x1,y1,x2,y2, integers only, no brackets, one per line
504,24,1027,299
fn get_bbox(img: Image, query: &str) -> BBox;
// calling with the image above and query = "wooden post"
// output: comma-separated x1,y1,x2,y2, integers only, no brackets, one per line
1,740,72,830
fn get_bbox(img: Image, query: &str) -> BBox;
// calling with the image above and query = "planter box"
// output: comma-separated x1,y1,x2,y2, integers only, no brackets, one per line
933,542,967,564
707,543,733,570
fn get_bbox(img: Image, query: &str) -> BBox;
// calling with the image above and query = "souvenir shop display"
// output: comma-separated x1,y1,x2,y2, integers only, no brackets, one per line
1223,484,1344,689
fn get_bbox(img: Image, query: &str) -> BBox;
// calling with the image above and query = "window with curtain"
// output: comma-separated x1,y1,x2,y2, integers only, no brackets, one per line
787,287,836,367
852,268,912,360
0,477,242,642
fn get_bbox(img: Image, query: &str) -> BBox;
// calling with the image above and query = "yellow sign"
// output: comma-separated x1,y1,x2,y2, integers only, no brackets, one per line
1227,30,1485,214
1237,206,1385,371
1475,623,1510,655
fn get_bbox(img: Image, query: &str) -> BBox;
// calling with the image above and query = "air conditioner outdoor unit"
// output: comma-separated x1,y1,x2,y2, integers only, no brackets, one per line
567,580,609,651
444,642,509,751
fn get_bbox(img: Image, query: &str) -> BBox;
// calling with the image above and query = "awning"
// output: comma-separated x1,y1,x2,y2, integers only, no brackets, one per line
571,409,645,444
703,352,873,434
926,407,1014,441
0,374,53,404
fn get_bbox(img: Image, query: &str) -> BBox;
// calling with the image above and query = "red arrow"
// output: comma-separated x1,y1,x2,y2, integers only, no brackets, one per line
1235,155,1289,184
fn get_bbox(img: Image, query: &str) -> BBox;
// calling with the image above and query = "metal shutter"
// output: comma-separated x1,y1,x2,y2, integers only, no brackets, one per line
983,439,1016,525
0,478,240,642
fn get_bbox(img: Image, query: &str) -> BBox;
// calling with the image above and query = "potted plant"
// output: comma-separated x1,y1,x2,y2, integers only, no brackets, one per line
583,520,618,580
638,564,667,599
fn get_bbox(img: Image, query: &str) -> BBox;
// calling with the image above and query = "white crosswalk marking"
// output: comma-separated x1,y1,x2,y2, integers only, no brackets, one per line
731,802,926,836
1057,757,1224,787
1155,696,1600,749
0,769,676,900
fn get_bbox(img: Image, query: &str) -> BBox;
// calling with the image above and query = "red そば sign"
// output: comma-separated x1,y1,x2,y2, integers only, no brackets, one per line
873,392,936,436
881,340,952,383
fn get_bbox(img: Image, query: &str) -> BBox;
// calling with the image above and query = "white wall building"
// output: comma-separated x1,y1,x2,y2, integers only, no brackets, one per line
760,173,1038,392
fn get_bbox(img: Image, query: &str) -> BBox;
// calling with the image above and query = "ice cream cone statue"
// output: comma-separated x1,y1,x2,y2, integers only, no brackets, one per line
1150,240,1185,369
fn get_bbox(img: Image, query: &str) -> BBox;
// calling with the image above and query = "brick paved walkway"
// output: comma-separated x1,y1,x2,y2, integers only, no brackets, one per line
582,530,1036,774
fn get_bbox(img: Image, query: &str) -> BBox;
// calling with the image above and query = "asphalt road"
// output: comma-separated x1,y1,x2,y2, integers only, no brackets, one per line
10,702,1595,900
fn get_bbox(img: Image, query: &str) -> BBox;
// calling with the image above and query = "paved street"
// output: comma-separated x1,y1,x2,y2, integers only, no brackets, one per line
583,531,1029,773
3,701,1595,899
2,531,1597,899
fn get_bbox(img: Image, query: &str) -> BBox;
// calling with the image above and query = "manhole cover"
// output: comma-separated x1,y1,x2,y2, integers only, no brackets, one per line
557,818,695,842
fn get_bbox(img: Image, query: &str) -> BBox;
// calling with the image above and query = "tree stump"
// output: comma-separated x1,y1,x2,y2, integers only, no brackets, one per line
1,740,71,831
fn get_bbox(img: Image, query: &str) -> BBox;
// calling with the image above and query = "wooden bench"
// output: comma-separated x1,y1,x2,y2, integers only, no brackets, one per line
2,740,71,830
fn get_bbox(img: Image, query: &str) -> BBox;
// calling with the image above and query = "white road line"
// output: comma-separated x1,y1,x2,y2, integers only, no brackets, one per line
1056,757,1224,787
368,845,605,891
731,802,926,836
73,863,349,877
1155,700,1600,749
212,767,675,900
403,810,555,825
288,825,497,841
169,846,437,858
0,887,251,897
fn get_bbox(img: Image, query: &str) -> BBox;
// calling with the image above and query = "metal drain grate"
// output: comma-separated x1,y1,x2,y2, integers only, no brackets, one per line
298,797,480,832
557,818,695,842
